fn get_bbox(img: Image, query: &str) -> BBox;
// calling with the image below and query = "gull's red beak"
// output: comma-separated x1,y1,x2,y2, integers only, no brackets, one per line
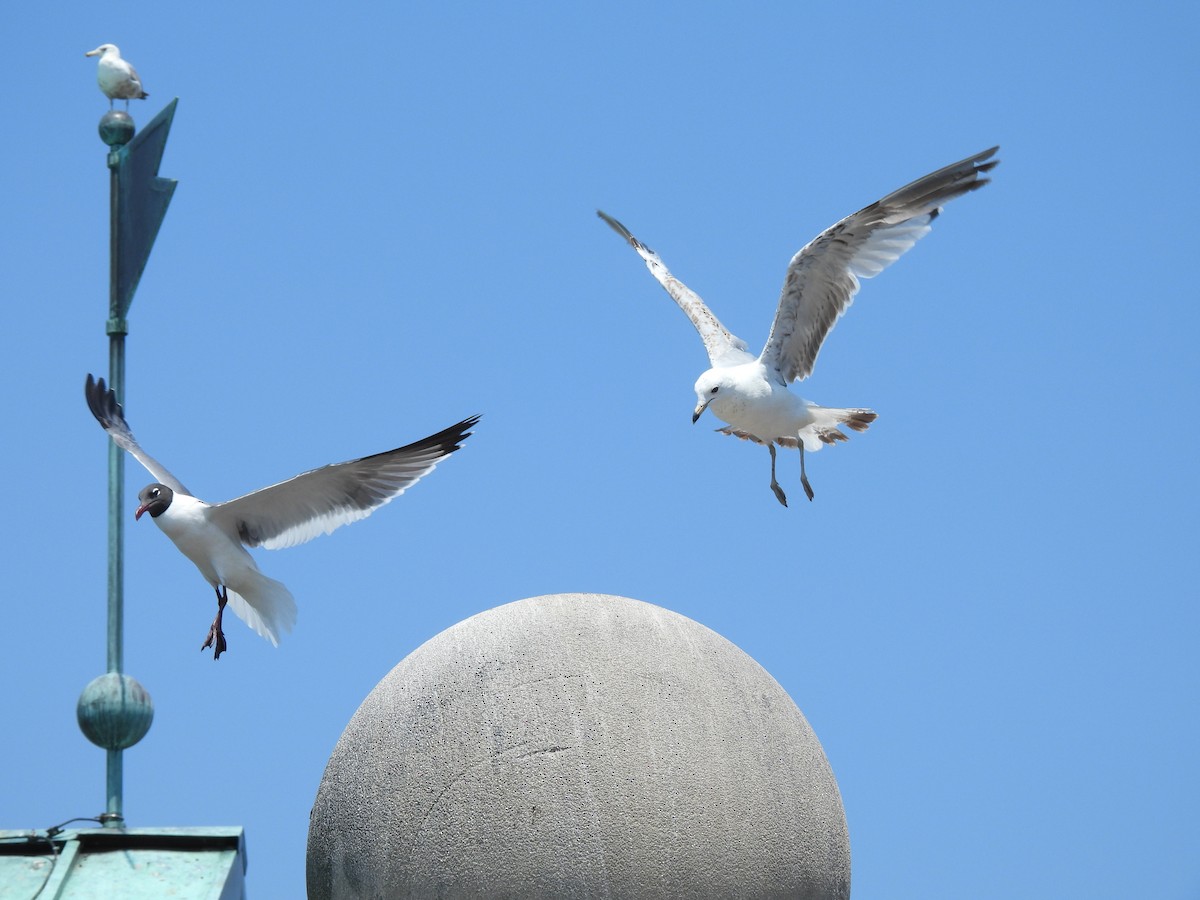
135,503,151,521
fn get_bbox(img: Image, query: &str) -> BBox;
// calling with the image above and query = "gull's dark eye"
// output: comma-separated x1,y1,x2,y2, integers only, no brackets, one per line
710,386,719,394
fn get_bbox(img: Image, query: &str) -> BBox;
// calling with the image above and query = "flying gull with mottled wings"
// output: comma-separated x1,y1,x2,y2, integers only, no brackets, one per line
599,146,998,506
85,375,479,658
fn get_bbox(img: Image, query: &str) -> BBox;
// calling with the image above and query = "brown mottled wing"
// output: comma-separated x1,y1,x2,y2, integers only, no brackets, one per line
759,146,998,384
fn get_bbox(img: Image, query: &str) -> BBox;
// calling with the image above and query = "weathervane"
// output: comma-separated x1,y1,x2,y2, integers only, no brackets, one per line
75,92,178,828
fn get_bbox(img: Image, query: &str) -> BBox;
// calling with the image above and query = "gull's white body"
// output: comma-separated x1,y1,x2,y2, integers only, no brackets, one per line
697,365,841,453
84,44,147,104
151,492,295,645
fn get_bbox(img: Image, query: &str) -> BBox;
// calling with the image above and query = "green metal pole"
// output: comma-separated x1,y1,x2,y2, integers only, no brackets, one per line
85,103,175,829
105,151,127,828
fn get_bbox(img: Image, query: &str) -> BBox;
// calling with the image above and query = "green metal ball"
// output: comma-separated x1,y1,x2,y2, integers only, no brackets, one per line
77,673,154,750
98,111,135,147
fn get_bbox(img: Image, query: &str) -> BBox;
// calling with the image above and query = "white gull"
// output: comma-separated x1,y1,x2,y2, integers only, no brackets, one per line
599,146,998,506
85,44,148,108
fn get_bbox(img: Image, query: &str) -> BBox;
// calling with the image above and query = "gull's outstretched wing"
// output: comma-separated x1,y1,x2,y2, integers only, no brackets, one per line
210,416,480,550
598,210,756,369
759,146,999,383
85,374,191,495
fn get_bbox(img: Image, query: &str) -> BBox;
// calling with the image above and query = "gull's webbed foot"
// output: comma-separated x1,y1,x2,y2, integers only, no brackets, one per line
770,480,789,507
201,586,229,660
799,445,815,502
800,472,815,502
768,444,788,507
201,622,227,660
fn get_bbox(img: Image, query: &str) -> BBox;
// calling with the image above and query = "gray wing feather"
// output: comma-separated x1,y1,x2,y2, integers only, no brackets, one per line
85,374,191,495
760,146,999,383
598,211,755,369
211,416,480,550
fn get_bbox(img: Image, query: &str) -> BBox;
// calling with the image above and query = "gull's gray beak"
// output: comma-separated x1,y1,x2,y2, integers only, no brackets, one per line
692,399,710,424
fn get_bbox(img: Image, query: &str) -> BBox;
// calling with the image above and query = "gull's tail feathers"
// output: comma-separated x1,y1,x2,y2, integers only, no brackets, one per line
717,406,877,453
798,406,877,452
224,574,298,647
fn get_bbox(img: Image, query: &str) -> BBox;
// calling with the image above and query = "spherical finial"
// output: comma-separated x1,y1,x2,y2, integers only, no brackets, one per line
77,672,154,750
308,594,851,899
98,110,135,148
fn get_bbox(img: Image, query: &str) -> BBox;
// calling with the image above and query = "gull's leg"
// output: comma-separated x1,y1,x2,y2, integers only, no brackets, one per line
799,444,815,502
201,586,229,660
769,444,788,507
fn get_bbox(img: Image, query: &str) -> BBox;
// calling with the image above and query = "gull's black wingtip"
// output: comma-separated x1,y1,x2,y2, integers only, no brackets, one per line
972,145,1001,175
597,209,651,253
360,415,482,467
85,372,110,421
597,209,629,238
416,414,483,457
447,414,482,449
84,373,126,431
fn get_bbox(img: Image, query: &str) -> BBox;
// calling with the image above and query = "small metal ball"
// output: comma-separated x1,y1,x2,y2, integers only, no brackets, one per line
77,672,154,750
98,110,136,147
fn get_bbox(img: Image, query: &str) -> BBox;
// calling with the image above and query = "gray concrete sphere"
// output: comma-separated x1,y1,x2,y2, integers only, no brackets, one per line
307,594,850,899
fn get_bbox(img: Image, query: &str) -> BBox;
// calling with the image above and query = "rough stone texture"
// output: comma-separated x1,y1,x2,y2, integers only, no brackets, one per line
307,594,850,899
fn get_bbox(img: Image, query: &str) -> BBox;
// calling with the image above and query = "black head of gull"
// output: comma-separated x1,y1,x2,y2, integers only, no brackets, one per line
136,484,173,520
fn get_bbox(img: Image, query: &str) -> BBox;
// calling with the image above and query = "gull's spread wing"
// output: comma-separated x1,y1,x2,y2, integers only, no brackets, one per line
598,210,755,369
759,146,998,383
211,416,480,550
85,374,191,495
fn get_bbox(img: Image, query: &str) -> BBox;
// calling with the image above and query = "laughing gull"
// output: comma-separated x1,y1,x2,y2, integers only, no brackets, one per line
599,146,998,506
85,375,479,658
84,44,148,109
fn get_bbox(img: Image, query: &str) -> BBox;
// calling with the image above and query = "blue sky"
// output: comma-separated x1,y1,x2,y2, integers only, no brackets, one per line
5,3,1198,897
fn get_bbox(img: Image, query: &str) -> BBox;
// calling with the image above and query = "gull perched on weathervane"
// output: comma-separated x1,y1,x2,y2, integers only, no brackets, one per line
599,146,998,507
85,44,148,109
